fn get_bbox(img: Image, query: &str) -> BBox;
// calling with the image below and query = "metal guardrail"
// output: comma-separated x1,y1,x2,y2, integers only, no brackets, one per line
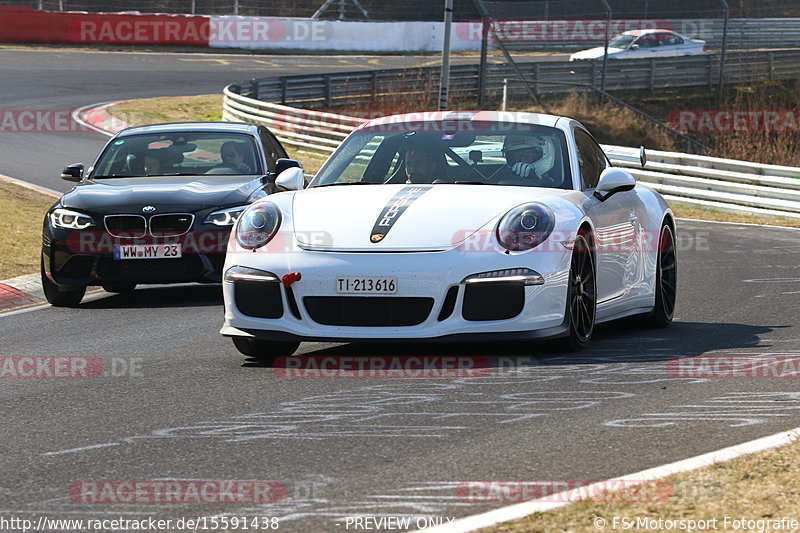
229,50,800,107
222,86,800,219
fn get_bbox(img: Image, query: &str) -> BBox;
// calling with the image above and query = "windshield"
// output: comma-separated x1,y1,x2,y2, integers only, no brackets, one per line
92,132,262,178
608,34,636,49
310,121,572,189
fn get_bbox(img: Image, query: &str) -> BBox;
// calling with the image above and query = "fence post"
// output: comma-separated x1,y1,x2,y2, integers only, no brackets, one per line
371,71,378,107
649,59,656,92
281,78,288,104
250,79,259,100
233,0,239,15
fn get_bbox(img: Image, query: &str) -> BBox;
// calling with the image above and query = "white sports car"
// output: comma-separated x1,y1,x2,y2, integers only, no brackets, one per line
220,112,677,360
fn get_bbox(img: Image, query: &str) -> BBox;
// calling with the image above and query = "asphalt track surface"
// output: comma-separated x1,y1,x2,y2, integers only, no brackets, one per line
2,48,800,532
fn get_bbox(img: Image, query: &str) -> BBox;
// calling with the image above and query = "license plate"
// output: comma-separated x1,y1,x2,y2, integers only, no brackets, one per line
336,277,397,294
113,244,182,260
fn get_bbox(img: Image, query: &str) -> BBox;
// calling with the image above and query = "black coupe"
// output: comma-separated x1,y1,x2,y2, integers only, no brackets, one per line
41,122,301,306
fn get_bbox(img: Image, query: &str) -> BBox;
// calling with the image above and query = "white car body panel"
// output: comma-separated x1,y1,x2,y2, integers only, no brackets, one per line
221,112,674,343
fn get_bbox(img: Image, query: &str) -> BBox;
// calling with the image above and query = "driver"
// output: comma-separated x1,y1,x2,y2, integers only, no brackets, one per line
501,135,544,180
404,144,443,184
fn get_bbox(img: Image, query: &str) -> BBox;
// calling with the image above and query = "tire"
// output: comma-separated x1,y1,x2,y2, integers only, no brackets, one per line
561,231,597,351
102,283,136,293
643,223,677,328
232,337,300,362
40,255,86,307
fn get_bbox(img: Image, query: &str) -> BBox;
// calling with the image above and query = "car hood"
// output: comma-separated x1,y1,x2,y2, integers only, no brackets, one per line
61,175,264,214
570,47,624,60
291,184,571,252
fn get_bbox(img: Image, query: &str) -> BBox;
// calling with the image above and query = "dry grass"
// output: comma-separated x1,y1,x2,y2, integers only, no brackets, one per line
0,181,56,279
478,437,800,533
670,202,800,228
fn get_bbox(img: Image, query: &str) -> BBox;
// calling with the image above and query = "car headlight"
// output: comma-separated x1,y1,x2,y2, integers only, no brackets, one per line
235,202,281,250
205,206,247,226
496,202,555,251
50,208,95,230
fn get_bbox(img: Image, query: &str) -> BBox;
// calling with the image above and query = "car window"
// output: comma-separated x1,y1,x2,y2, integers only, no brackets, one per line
259,127,286,172
574,129,609,189
310,123,572,189
92,132,262,177
663,33,683,46
635,34,658,48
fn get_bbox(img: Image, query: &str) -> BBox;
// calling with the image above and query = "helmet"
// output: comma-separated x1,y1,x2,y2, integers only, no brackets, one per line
502,135,539,153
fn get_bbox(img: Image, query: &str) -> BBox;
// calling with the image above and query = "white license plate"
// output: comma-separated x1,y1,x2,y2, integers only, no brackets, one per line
113,244,182,260
336,277,397,294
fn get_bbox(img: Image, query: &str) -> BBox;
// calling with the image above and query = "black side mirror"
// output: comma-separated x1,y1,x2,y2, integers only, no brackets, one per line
274,158,303,176
61,163,84,182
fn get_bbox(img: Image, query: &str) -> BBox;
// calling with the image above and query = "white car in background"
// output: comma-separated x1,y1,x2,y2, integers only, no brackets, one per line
220,112,678,361
570,29,706,61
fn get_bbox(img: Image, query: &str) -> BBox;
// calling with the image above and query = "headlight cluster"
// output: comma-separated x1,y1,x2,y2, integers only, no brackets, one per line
235,202,282,250
50,208,95,230
496,202,555,251
204,206,247,226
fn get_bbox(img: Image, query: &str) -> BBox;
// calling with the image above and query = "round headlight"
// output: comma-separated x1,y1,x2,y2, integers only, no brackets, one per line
235,202,282,250
496,202,555,251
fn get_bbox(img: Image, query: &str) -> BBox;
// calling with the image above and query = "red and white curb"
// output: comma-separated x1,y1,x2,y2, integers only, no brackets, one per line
72,101,131,137
416,426,800,532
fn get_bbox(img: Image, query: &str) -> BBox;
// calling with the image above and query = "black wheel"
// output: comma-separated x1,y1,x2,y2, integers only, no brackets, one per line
102,283,136,293
232,337,300,362
40,255,86,307
644,224,677,328
562,231,596,351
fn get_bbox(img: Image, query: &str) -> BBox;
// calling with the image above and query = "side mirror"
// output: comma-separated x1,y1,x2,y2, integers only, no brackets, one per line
630,43,640,50
274,158,303,176
594,168,636,201
275,167,305,192
61,163,84,182
639,146,647,168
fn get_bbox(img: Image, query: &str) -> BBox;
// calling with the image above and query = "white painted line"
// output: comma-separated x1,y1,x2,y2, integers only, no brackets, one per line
42,442,120,456
416,426,800,533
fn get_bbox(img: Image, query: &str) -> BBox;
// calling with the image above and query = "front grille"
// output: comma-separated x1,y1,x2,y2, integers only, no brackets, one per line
150,213,194,237
303,296,434,327
462,282,524,321
97,256,204,282
105,215,146,238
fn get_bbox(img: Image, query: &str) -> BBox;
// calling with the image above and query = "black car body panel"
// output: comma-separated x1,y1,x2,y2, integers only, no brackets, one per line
42,122,293,290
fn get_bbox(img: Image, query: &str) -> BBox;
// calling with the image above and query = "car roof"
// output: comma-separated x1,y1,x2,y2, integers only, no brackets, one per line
116,121,259,137
622,28,676,37
357,111,563,130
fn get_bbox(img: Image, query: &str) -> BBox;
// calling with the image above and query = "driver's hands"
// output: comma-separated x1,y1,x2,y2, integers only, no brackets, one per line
237,162,252,173
511,162,537,178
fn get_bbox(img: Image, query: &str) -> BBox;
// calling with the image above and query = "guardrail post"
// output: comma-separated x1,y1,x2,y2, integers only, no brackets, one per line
649,59,656,92
250,79,259,100
768,52,775,80
371,71,378,106
324,75,332,108
534,64,540,95
281,78,288,104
